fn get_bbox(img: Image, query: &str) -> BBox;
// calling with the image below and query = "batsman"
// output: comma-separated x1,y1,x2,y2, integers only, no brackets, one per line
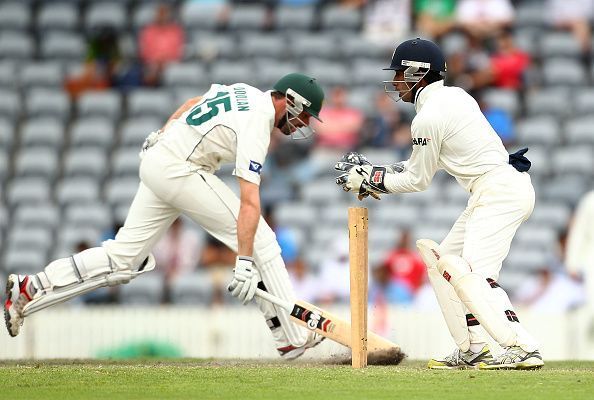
335,38,543,370
5,73,326,360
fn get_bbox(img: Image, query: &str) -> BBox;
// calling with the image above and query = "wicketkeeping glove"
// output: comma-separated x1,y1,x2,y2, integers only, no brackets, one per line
227,256,260,305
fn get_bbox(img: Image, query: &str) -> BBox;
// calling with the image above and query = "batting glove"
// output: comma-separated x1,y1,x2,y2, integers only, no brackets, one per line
228,256,260,305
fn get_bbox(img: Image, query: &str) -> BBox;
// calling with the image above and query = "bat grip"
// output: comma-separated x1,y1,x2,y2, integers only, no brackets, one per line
254,288,293,312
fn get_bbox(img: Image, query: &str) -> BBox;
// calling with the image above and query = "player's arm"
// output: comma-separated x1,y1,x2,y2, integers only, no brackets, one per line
237,177,261,257
382,116,441,193
162,95,203,130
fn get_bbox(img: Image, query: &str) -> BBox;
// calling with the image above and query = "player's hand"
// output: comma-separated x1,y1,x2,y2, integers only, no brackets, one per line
227,256,260,305
335,152,382,200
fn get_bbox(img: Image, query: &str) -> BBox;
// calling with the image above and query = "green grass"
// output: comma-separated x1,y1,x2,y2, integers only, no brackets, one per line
0,360,592,400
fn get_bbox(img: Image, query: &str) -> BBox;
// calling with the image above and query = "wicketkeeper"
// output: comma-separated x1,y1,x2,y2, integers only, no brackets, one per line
335,38,543,370
5,73,325,360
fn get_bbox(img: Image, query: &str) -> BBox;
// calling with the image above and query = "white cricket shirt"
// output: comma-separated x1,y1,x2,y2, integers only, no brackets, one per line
384,80,510,193
159,83,275,185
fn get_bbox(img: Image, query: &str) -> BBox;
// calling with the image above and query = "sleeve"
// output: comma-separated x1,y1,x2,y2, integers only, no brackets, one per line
233,113,271,186
383,114,442,193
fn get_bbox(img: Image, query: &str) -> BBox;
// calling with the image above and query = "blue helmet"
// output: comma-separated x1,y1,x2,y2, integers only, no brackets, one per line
383,38,446,102
384,37,446,75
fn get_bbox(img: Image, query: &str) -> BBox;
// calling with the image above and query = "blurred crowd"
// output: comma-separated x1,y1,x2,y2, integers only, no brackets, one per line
17,0,592,310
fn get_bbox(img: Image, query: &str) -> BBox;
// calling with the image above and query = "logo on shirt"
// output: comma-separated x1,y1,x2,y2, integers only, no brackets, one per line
412,137,431,146
249,160,263,174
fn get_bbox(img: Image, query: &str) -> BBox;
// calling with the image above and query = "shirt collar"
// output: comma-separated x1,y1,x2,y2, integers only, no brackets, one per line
414,80,444,113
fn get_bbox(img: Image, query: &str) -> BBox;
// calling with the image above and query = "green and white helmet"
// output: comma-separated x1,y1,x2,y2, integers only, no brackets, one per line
273,73,324,139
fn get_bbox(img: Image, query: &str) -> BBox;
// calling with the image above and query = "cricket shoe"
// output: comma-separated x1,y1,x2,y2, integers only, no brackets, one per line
427,345,494,369
278,332,325,360
4,274,37,337
478,346,544,370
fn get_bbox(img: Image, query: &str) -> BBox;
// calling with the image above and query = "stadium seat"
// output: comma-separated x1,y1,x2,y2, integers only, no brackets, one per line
70,117,115,148
515,116,561,146
0,151,8,183
6,178,51,205
191,34,237,61
25,89,71,120
14,204,60,229
542,59,586,87
275,5,315,30
37,2,79,31
0,32,34,60
63,148,108,178
85,2,127,32
424,203,464,225
56,177,101,205
56,225,101,254
292,34,338,59
20,118,64,148
251,60,299,88
229,5,269,30
301,178,347,204
132,2,159,30
240,34,288,59
573,88,594,114
180,2,227,30
482,89,521,116
505,247,550,271
0,118,14,150
7,226,53,252
412,224,451,243
340,34,387,59
514,224,557,252
104,177,140,207
0,2,31,31
162,62,209,88
351,59,391,86
127,89,174,119
121,118,162,146
111,147,141,177
0,89,20,120
14,148,59,179
78,91,123,120
304,60,350,86
541,176,589,206
2,248,46,275
20,62,64,89
209,61,254,86
565,117,594,145
120,273,164,305
551,146,594,175
274,202,318,230
40,32,86,61
170,272,214,305
0,61,16,89
321,5,361,30
525,88,571,118
64,203,112,230
514,3,545,27
540,32,582,58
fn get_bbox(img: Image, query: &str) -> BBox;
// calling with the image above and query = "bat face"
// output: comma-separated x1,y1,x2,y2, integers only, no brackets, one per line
291,302,336,333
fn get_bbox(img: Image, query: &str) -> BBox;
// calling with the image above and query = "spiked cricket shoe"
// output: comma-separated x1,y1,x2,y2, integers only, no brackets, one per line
428,345,494,369
4,274,36,337
478,346,544,370
278,332,325,360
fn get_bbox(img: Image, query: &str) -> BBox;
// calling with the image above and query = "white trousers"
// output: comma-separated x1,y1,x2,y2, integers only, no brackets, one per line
432,166,539,351
102,145,308,348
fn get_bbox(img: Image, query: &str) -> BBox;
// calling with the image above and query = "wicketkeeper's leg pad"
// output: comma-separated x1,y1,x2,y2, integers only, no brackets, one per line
417,239,472,352
436,254,517,348
24,247,155,316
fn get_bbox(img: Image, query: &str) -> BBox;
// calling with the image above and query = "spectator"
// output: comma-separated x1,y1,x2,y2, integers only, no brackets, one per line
153,217,204,302
139,3,186,86
455,0,514,40
380,230,426,298
287,258,318,303
369,263,415,305
546,0,592,60
414,0,457,39
315,235,350,304
565,190,594,307
200,236,236,305
515,231,586,311
361,91,409,150
489,28,531,90
313,86,364,151
263,205,300,266
363,0,411,47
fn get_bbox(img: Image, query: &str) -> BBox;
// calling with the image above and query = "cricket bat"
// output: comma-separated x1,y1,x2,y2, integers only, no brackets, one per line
255,288,399,352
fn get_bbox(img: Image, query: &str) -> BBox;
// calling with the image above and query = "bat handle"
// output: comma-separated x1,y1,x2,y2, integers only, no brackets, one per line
254,288,293,312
